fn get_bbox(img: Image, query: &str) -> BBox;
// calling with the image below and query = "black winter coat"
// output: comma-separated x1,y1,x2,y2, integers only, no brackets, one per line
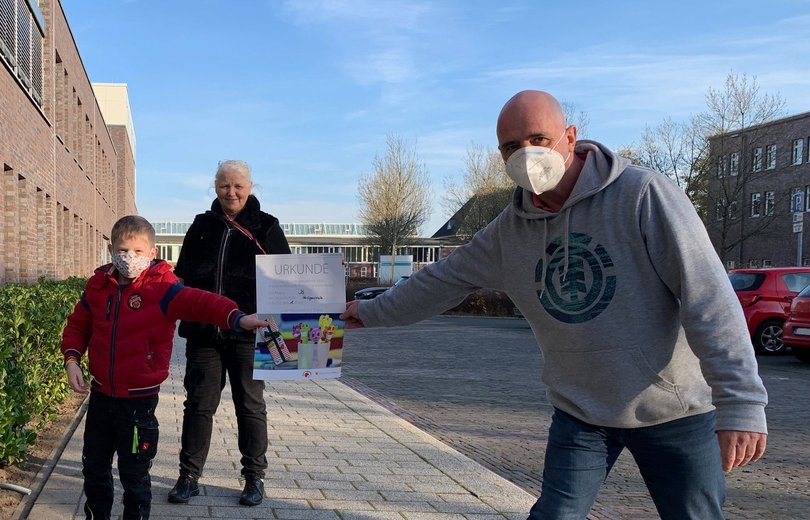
175,195,291,342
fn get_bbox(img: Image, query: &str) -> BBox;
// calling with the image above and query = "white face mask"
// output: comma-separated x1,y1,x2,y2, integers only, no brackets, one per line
111,250,152,279
504,132,570,195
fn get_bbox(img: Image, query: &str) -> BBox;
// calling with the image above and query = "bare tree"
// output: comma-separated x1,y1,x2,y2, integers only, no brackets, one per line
358,134,432,281
633,116,710,218
562,101,590,139
698,73,786,264
443,144,514,240
621,73,785,263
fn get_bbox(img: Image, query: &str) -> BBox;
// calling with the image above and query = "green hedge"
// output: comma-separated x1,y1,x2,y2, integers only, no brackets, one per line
0,277,86,465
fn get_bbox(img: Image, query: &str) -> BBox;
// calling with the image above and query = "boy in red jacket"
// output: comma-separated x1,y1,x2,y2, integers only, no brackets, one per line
61,215,267,520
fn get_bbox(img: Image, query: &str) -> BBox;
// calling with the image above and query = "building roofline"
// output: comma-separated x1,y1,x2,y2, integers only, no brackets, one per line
710,110,810,140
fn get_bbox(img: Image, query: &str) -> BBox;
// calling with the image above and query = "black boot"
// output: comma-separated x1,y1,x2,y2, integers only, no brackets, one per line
168,475,199,504
239,477,264,506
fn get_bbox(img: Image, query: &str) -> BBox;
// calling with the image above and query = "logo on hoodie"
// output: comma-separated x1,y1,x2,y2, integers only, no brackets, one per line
536,233,615,323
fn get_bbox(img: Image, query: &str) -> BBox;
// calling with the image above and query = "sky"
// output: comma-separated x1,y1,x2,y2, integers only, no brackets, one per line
63,0,810,237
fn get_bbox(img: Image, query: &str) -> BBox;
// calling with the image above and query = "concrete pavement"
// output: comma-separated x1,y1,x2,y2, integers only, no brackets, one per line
17,336,536,520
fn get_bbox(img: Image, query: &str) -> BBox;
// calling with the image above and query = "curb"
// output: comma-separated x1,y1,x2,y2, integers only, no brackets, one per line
11,393,90,520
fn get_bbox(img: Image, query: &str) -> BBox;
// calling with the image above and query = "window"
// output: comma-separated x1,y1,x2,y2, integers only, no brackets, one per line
753,147,763,172
726,260,736,270
730,152,739,176
750,193,761,217
729,272,765,290
766,144,776,169
748,259,760,268
783,273,810,292
0,0,44,106
717,155,726,178
764,191,775,216
793,186,804,213
793,139,804,165
715,200,724,221
762,260,772,267
729,200,739,219
805,186,810,212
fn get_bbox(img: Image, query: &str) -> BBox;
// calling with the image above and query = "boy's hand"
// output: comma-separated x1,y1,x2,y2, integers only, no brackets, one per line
340,301,365,329
238,313,269,332
66,362,89,394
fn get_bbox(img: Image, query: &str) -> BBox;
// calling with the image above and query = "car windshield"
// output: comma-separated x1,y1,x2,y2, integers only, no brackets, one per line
728,273,765,291
782,273,810,293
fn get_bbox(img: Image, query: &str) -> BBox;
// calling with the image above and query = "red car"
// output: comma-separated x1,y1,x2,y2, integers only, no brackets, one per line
728,267,810,355
781,284,810,363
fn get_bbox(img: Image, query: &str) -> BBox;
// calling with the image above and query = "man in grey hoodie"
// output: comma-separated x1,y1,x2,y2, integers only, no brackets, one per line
341,90,767,520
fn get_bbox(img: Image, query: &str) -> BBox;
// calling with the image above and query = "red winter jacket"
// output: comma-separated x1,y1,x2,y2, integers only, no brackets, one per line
61,260,243,398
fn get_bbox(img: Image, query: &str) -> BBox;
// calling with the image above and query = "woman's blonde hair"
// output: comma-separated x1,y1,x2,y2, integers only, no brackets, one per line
215,160,252,184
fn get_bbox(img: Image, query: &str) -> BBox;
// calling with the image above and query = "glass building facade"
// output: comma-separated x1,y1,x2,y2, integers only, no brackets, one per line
153,221,446,279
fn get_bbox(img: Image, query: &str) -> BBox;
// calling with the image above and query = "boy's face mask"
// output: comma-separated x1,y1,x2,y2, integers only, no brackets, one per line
112,250,152,279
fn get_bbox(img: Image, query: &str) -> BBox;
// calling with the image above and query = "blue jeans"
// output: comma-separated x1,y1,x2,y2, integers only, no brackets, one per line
528,409,725,520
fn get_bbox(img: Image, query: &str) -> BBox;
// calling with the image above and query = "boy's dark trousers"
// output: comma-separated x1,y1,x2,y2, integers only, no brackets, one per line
82,389,159,520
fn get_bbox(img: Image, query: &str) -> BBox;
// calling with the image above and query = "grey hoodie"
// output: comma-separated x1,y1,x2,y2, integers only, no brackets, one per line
359,140,767,433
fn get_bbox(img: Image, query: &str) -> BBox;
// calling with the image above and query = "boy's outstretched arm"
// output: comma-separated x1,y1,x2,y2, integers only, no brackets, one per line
164,282,267,331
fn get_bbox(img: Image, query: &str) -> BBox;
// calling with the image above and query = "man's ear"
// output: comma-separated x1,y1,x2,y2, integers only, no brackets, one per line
566,125,578,147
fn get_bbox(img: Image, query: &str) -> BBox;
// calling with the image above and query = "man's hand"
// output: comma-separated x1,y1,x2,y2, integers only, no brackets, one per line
66,362,89,394
238,313,269,331
717,430,767,473
340,300,365,329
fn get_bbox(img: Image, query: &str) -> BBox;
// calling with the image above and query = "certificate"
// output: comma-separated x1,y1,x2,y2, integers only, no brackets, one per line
253,253,346,381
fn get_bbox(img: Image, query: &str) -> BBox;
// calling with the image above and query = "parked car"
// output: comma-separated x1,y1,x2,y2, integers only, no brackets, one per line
728,267,810,355
780,284,810,363
353,276,410,300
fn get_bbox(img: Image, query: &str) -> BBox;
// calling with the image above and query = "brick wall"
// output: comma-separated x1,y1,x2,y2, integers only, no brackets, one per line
707,112,810,268
0,0,135,283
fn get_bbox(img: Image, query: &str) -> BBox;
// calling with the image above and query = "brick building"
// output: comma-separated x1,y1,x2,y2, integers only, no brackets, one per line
706,111,810,268
0,0,136,283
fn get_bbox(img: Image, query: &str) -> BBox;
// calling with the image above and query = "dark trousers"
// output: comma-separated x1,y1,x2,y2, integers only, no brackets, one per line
179,338,268,479
82,390,159,520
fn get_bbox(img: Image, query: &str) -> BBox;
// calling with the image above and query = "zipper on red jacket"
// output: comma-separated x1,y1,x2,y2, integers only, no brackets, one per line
106,295,113,320
109,284,124,395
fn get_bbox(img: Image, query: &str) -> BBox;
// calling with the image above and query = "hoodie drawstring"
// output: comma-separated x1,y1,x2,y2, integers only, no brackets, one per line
540,219,548,299
540,208,573,298
562,207,571,281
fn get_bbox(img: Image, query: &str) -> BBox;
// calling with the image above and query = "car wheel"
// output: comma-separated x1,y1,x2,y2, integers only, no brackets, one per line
753,319,786,355
793,349,810,363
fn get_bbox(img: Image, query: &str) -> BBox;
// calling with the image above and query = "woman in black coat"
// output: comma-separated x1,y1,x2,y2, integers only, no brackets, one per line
168,160,291,507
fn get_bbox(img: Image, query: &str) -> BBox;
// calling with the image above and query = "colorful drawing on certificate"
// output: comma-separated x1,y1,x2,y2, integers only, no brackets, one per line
253,313,344,380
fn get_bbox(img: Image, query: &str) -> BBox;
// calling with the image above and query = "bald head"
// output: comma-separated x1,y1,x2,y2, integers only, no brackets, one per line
496,90,573,161
499,91,564,125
